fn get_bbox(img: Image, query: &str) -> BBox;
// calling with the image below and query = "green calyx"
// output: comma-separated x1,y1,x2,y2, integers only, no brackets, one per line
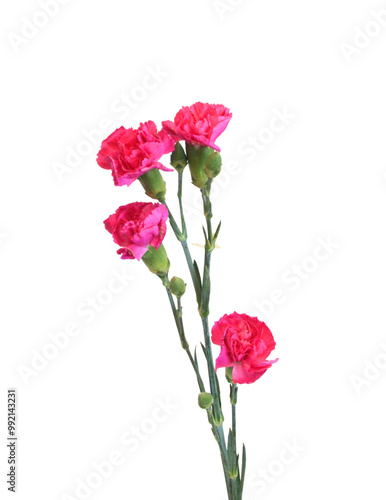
138,169,167,200
142,244,170,276
225,367,234,384
186,143,215,189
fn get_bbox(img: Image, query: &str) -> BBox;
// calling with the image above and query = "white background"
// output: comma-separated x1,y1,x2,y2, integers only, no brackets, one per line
1,1,386,499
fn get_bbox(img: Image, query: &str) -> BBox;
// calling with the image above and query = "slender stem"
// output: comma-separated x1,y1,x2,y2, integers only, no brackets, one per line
178,172,187,237
164,284,206,391
199,181,223,423
230,383,239,500
217,429,233,499
161,199,183,240
181,239,201,302
161,175,201,303
162,170,233,498
232,401,236,444
163,279,232,497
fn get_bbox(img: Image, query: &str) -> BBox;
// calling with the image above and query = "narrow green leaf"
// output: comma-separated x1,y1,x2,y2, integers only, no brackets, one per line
240,444,247,495
214,220,222,241
215,371,222,408
200,265,210,316
227,429,234,459
202,225,208,244
192,260,202,304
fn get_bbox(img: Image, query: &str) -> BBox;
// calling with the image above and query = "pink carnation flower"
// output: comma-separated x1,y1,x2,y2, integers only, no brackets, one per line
104,202,168,260
97,121,174,187
162,102,232,152
212,312,278,384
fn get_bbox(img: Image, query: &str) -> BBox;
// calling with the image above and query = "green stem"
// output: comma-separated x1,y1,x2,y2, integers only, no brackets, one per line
198,183,236,499
230,384,239,499
162,173,233,498
163,283,206,391
161,174,201,303
163,279,232,497
178,171,187,237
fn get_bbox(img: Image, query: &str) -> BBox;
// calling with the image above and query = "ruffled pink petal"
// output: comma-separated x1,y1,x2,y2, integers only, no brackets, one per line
215,346,233,370
211,314,230,345
127,243,148,261
117,248,135,260
211,114,232,142
149,162,174,173
161,121,180,140
104,213,119,235
233,358,278,384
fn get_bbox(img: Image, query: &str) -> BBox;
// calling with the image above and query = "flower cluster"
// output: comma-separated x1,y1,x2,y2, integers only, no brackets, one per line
97,100,277,388
97,101,278,500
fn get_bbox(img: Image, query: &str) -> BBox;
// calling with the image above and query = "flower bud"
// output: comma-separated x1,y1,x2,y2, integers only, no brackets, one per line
138,168,167,201
186,144,215,189
204,151,222,179
169,276,186,298
198,392,214,410
141,244,170,276
170,142,188,172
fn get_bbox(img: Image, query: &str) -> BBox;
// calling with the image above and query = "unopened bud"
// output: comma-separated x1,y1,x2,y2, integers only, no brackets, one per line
169,276,186,298
198,392,214,410
170,142,187,172
204,151,222,179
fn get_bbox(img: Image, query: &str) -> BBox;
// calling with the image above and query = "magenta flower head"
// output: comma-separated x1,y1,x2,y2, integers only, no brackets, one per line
97,121,175,188
162,102,232,152
104,202,168,261
212,312,278,384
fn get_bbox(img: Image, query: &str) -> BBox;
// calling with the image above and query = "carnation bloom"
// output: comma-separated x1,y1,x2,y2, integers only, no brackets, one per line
211,312,278,384
162,102,232,152
97,121,174,187
104,202,168,260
